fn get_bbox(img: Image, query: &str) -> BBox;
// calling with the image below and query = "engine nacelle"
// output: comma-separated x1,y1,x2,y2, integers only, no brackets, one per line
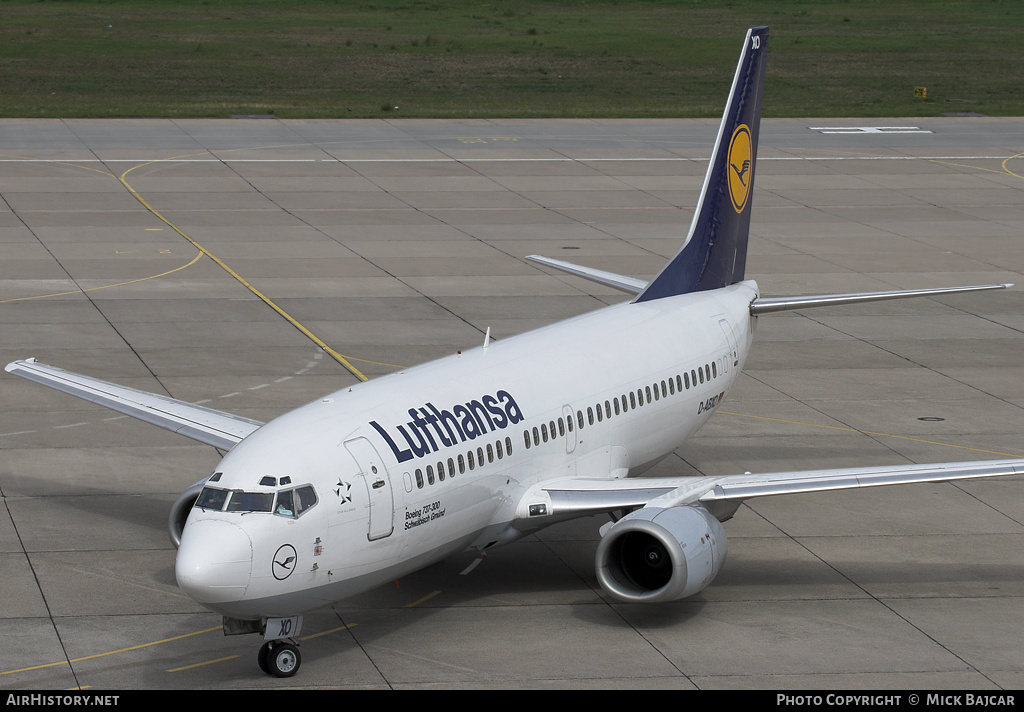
168,478,208,548
595,505,727,603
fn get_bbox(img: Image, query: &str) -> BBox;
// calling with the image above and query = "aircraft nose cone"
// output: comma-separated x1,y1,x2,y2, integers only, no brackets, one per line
175,519,252,604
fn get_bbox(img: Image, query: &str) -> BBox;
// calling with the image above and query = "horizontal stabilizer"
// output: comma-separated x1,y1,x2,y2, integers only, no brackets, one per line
750,283,1012,315
5,359,263,450
526,255,647,295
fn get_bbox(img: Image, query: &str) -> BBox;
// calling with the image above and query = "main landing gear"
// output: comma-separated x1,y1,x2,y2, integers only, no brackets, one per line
258,639,301,678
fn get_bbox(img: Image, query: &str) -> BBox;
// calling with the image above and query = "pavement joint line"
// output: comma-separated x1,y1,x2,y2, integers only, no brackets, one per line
719,411,1024,459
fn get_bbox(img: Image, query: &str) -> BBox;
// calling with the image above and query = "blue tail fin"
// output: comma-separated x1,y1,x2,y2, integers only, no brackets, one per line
635,27,769,303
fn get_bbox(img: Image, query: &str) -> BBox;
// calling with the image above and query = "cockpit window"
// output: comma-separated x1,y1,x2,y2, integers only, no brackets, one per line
275,485,318,518
226,491,275,513
195,487,228,511
194,483,316,517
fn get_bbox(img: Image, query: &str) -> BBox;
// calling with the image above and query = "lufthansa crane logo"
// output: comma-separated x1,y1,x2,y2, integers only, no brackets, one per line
727,124,753,213
273,544,297,581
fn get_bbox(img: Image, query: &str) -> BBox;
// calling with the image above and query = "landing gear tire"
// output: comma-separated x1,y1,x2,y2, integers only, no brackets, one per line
259,640,301,677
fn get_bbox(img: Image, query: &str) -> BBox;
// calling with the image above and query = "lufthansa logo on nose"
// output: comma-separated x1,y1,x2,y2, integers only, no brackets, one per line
273,544,297,581
727,124,753,213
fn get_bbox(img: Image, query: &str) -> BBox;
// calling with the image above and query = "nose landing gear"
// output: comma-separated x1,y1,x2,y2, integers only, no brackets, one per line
258,639,301,677
225,615,305,678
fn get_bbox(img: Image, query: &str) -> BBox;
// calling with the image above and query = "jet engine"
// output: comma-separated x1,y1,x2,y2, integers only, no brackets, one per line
595,505,726,603
168,478,208,548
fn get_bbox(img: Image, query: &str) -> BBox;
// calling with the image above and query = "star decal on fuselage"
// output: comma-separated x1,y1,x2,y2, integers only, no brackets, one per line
335,479,353,504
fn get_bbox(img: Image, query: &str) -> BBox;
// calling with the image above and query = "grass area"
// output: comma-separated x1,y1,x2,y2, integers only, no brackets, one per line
2,0,1023,118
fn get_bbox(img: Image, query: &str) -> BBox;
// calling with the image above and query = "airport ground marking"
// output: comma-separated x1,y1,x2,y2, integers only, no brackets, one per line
167,655,240,673
0,626,223,676
0,249,203,304
300,624,357,640
404,591,443,608
117,156,369,382
1001,152,1024,180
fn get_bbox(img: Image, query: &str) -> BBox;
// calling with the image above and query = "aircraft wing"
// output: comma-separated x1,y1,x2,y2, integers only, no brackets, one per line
5,359,264,450
523,458,1024,523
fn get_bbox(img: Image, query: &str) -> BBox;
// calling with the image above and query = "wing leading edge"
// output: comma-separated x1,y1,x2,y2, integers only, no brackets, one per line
5,359,263,450
521,458,1024,524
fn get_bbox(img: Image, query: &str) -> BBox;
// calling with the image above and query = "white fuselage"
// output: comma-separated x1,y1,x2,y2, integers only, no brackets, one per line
175,281,760,620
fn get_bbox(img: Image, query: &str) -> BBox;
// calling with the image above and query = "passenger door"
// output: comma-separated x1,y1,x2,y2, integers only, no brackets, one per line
343,437,395,541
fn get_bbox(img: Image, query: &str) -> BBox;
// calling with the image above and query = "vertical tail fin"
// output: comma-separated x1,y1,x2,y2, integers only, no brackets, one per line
635,27,769,303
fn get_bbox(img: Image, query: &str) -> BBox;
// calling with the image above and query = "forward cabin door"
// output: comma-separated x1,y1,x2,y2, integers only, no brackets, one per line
344,437,395,541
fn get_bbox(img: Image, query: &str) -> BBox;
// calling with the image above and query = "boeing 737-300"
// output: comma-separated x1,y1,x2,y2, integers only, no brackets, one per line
7,27,1022,678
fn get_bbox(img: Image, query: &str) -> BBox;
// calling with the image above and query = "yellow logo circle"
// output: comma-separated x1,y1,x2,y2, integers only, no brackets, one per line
727,124,752,213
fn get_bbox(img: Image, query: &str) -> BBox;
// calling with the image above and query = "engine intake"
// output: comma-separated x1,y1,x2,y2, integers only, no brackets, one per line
595,505,726,603
168,478,208,548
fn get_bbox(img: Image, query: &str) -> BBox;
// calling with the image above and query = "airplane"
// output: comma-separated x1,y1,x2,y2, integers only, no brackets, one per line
6,26,1023,678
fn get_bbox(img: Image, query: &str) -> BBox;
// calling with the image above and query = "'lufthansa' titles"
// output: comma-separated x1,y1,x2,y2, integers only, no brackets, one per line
370,390,524,463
